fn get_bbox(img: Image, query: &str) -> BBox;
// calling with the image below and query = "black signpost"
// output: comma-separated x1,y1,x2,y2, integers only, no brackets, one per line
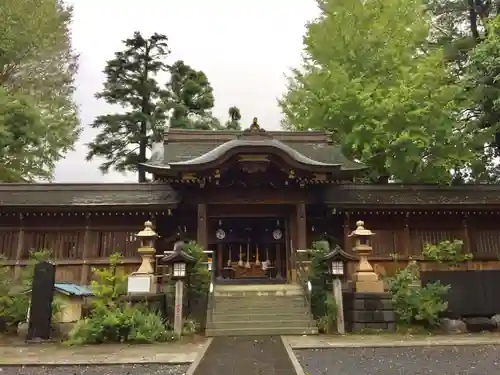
27,261,56,341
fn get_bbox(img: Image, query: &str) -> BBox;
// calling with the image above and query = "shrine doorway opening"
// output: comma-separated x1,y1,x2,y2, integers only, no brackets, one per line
209,217,288,284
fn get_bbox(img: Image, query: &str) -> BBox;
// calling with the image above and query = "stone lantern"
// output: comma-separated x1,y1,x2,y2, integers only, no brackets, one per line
160,241,197,280
127,221,157,294
323,245,357,280
323,245,358,334
135,221,157,274
348,220,384,293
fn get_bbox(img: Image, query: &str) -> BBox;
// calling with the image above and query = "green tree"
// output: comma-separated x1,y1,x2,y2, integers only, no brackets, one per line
224,106,242,130
466,16,500,182
168,60,217,130
86,32,170,182
0,0,80,182
425,1,500,183
279,0,482,184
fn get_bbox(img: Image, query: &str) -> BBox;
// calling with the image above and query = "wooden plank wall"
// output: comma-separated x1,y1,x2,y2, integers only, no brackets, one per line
307,212,500,277
0,211,180,285
2,209,500,285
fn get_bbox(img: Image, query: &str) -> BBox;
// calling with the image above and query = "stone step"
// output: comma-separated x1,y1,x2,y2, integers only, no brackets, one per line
208,319,313,330
214,284,304,297
210,312,311,322
211,305,310,315
213,296,307,306
206,326,318,337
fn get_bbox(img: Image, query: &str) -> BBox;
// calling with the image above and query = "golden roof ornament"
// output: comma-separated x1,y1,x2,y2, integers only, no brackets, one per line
249,117,260,131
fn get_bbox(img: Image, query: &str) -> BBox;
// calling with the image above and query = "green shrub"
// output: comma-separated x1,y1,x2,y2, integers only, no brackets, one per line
67,253,175,345
0,250,59,332
67,304,174,345
422,239,472,267
181,318,198,336
183,241,210,294
90,252,128,309
386,261,449,327
316,294,338,333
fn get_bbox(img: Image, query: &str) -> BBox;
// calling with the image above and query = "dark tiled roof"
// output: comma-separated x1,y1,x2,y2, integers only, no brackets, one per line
0,183,179,207
144,130,365,171
322,184,500,207
162,141,364,171
170,139,341,167
1,183,498,209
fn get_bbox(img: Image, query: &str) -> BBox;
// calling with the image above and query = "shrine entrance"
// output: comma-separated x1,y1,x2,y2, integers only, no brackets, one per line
210,217,288,284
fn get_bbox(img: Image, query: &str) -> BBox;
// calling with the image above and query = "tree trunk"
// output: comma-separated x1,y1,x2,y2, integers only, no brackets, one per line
468,0,481,43
138,120,147,183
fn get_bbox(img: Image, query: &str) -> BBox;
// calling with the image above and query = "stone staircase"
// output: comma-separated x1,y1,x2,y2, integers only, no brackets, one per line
205,283,318,336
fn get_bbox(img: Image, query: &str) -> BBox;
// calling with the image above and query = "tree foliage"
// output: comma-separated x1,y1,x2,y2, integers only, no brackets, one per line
279,0,485,184
87,33,221,181
464,17,500,181
168,60,218,130
0,0,80,182
224,106,242,130
425,1,500,182
86,32,170,182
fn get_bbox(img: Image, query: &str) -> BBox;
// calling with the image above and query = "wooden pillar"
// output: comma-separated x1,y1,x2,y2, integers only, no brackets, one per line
14,213,24,279
296,203,307,249
197,204,208,250
462,214,471,270
80,213,91,285
217,243,223,278
343,212,350,252
403,212,410,257
293,202,307,282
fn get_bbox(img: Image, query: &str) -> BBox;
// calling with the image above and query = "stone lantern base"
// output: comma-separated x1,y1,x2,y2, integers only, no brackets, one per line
343,292,397,333
351,268,384,293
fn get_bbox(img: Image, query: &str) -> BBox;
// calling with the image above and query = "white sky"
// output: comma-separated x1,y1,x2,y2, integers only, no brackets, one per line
54,0,319,182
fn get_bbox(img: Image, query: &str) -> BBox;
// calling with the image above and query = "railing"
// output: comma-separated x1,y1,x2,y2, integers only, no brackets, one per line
296,248,312,311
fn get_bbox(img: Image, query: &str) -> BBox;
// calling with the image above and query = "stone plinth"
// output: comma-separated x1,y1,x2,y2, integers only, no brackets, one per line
353,279,385,293
343,292,396,333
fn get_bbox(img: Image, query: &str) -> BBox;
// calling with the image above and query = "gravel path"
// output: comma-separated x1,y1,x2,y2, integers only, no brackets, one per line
0,364,189,375
295,345,500,375
192,336,295,375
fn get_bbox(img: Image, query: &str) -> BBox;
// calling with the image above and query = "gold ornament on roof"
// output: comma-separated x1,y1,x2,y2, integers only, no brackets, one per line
249,117,260,131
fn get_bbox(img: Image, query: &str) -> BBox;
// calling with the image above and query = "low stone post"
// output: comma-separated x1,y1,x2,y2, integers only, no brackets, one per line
324,245,357,335
160,241,197,337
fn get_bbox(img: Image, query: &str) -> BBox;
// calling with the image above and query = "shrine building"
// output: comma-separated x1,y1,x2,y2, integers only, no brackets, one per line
2,118,500,284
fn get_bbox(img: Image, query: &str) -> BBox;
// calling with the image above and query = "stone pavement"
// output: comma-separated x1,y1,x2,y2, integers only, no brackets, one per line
0,336,210,366
191,336,296,375
284,332,500,349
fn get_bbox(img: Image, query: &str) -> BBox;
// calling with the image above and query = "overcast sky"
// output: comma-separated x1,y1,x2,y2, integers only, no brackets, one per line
54,0,319,182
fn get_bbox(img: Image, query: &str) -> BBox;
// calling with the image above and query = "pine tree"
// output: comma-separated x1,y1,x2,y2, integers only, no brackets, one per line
86,32,170,182
225,106,242,130
167,60,217,130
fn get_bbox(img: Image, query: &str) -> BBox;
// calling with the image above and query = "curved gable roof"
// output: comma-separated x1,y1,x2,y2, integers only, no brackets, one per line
169,138,339,168
140,128,367,175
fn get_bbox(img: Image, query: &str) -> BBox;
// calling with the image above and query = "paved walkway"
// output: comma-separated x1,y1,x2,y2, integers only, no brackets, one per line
192,336,297,375
284,332,500,349
0,337,209,365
